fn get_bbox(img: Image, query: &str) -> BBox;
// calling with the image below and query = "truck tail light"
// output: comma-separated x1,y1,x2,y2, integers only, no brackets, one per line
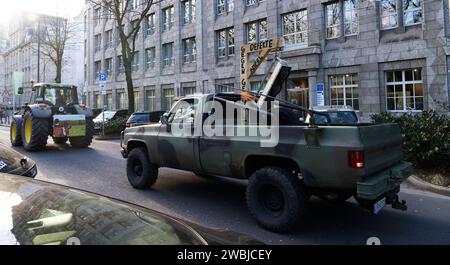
349,151,365,169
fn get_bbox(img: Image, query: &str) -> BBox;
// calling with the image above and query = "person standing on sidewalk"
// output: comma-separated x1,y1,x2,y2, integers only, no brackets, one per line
0,108,4,124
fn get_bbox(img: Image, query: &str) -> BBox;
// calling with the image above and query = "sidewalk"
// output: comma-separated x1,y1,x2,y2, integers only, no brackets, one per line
0,122,10,127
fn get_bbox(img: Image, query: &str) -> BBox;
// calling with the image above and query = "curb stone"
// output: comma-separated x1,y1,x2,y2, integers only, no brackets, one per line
406,175,450,197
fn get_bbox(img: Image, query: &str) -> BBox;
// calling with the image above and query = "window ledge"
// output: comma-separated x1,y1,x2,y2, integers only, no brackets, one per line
281,46,321,58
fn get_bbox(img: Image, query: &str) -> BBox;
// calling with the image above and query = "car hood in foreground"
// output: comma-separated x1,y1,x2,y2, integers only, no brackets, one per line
0,174,262,245
0,145,36,177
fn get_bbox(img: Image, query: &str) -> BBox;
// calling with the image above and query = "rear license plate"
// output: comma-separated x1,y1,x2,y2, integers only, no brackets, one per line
373,197,386,215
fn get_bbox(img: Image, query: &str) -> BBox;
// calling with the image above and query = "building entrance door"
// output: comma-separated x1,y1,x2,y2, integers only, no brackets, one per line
287,78,309,109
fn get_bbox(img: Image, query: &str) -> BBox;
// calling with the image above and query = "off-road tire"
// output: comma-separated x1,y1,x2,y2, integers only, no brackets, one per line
318,193,353,204
127,147,158,189
53,137,68,145
22,112,50,152
246,166,308,233
10,119,23,146
69,118,94,148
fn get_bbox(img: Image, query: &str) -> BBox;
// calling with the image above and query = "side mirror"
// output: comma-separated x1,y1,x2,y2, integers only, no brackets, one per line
18,87,24,95
160,113,169,125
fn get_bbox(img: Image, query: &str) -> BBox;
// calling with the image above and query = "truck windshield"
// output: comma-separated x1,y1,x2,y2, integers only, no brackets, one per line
43,87,75,106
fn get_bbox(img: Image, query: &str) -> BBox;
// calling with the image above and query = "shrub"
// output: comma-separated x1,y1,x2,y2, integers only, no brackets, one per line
104,117,128,135
371,111,450,166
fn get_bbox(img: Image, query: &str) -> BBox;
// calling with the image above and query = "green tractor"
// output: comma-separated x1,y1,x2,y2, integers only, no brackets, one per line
10,83,95,151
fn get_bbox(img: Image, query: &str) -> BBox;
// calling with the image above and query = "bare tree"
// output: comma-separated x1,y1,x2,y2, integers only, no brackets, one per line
88,0,157,114
39,15,74,84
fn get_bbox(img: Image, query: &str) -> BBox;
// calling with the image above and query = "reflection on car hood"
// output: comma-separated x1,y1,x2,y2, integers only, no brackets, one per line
0,144,36,176
0,174,262,245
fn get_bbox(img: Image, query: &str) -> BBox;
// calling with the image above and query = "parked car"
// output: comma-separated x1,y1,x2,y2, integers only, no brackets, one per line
0,143,37,178
126,111,166,128
93,109,129,134
305,106,360,125
92,108,103,118
0,173,262,245
121,60,412,233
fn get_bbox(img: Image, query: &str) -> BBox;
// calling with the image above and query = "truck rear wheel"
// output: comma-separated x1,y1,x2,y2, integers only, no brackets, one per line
22,112,50,151
69,118,94,148
127,147,158,189
10,119,23,146
246,167,308,233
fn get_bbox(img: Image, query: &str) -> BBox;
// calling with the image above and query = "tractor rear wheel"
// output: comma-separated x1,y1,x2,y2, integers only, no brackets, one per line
10,119,23,146
53,137,68,145
22,112,50,152
69,118,94,148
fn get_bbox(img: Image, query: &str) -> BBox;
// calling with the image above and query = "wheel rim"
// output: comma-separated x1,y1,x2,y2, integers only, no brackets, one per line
24,117,32,145
133,160,143,178
11,123,16,142
261,185,285,212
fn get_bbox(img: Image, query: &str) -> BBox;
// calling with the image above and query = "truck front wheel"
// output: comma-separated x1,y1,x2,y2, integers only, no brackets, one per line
127,147,158,189
246,167,308,233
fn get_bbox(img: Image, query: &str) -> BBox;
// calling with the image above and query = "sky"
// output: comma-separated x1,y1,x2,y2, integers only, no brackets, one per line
0,0,85,24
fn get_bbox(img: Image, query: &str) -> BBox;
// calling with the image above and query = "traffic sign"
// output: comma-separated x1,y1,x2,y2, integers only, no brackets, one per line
316,83,325,107
99,83,106,95
99,73,107,82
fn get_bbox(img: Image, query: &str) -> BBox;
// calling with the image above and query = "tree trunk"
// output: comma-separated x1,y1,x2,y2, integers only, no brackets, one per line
55,61,62,83
125,66,135,115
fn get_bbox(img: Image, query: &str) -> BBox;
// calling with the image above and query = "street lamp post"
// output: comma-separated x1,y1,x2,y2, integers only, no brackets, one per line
37,17,41,83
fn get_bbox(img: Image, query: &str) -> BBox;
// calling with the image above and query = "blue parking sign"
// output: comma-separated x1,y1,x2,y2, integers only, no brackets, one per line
99,73,107,81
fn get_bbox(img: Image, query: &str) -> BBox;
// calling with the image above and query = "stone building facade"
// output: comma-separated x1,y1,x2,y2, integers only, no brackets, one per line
84,0,450,120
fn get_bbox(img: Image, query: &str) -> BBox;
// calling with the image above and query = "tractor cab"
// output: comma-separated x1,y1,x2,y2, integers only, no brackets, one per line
29,83,79,108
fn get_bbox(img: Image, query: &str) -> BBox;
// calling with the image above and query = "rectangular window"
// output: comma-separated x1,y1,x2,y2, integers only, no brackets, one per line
94,34,102,52
95,94,102,109
130,0,140,10
105,30,113,49
403,0,422,26
145,88,155,111
381,0,398,29
118,92,127,109
134,91,140,112
326,3,341,39
330,74,359,110
386,69,423,111
216,28,235,58
145,47,156,70
106,93,113,110
216,83,234,93
282,10,308,48
246,0,264,6
117,55,124,73
105,58,112,76
246,19,268,44
162,6,174,32
94,8,101,25
104,2,112,19
163,87,175,110
217,0,234,15
183,38,196,64
94,61,101,78
131,52,139,72
182,0,196,25
162,43,174,68
145,13,155,36
344,0,358,36
183,86,197,96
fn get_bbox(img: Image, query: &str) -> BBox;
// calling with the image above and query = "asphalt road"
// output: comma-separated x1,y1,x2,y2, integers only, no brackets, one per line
1,125,449,245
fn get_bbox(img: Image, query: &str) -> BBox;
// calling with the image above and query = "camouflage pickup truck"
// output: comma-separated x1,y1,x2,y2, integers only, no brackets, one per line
120,63,412,233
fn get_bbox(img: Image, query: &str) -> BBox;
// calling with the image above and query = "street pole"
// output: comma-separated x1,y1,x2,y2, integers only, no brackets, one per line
37,18,41,83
